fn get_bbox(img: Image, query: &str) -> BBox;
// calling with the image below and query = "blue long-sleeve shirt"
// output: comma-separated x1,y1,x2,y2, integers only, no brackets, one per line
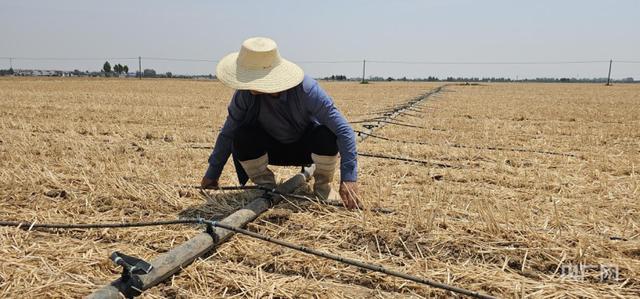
205,75,358,182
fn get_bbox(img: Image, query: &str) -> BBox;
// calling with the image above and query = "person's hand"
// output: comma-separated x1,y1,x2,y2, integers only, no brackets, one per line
200,177,219,189
339,181,361,209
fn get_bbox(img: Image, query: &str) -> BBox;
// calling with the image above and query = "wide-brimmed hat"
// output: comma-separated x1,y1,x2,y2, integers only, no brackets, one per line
216,37,304,93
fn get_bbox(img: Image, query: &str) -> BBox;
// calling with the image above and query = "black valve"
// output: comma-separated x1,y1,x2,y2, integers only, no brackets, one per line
110,251,153,298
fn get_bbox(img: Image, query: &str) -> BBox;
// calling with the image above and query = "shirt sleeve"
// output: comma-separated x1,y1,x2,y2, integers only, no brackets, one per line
204,91,249,180
302,76,358,182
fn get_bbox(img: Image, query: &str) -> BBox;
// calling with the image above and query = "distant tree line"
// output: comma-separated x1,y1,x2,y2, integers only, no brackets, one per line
323,74,348,81
0,68,14,76
320,75,636,83
0,67,634,83
102,61,129,77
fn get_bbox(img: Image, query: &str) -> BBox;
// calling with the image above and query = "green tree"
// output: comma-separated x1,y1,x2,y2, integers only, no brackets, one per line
123,65,129,74
103,61,112,73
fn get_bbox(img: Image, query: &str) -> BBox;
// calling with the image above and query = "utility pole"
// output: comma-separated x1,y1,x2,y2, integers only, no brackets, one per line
138,56,142,80
9,57,13,69
361,59,366,84
606,59,612,86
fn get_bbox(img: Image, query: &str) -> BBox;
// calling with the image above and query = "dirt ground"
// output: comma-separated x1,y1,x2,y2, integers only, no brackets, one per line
0,78,638,298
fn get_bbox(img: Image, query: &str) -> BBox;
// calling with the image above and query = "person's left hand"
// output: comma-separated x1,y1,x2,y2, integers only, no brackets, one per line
200,177,219,189
339,181,361,209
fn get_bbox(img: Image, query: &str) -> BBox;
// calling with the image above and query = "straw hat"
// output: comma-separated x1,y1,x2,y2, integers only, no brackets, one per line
216,37,304,93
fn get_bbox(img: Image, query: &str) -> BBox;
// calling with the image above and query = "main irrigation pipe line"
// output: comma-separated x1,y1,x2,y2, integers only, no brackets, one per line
0,218,495,299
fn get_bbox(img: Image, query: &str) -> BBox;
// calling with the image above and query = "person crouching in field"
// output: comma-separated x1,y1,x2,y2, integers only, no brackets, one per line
200,37,360,208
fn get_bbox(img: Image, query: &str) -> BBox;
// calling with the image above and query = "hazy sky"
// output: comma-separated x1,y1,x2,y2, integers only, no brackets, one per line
1,0,638,79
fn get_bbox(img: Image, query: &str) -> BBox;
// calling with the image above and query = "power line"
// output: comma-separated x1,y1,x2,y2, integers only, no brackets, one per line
144,57,218,62
294,60,362,64
4,56,637,65
367,60,610,65
0,57,138,61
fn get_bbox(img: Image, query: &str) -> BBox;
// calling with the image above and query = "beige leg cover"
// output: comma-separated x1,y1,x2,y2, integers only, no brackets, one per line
311,153,340,200
239,154,276,189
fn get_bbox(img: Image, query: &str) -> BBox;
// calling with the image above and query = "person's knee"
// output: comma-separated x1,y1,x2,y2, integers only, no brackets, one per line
233,126,254,148
311,126,338,156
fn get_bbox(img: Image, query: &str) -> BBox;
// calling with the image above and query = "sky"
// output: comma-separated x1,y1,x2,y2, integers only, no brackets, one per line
1,0,639,79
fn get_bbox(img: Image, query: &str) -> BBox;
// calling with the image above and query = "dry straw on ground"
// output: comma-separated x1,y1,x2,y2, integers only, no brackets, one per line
0,78,638,298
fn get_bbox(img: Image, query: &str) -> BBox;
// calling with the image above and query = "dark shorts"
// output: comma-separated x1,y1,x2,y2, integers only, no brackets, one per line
233,124,338,165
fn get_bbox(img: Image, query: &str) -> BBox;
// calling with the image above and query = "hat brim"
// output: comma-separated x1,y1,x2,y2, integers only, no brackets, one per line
216,52,304,93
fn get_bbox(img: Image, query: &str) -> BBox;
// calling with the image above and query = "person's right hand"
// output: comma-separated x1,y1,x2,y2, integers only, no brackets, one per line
339,181,361,209
200,177,219,189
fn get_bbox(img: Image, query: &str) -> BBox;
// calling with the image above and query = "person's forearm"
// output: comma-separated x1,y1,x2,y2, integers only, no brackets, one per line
204,132,232,180
340,159,358,182
336,125,358,182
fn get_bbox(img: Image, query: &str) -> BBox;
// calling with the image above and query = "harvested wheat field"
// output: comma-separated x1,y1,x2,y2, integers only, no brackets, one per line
0,77,638,298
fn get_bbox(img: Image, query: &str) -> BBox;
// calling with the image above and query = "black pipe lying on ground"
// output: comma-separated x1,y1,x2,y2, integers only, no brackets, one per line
358,152,457,168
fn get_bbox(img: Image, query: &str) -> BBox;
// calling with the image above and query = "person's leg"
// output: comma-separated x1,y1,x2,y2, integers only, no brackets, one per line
234,124,339,192
306,126,339,200
233,125,277,188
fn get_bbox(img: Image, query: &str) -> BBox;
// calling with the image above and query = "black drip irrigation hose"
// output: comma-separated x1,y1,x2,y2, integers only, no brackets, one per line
455,144,579,158
181,185,395,214
0,219,191,230
355,130,580,158
355,130,431,145
358,152,456,168
353,110,424,118
383,111,424,119
350,119,427,129
188,145,213,149
0,219,495,299
367,107,428,115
